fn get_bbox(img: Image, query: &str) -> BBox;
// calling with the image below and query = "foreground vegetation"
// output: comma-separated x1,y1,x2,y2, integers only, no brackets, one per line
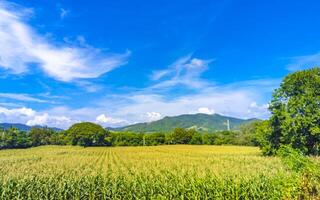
0,145,318,199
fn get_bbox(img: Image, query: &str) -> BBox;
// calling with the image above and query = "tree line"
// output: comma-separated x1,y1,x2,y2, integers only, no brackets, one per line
0,121,260,149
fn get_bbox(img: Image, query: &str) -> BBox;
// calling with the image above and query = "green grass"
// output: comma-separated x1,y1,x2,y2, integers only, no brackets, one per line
0,145,308,199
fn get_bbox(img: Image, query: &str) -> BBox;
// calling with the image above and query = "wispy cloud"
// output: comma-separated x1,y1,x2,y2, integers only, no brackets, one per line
0,1,130,82
286,52,320,71
151,55,213,89
0,93,51,103
0,102,22,107
59,8,69,19
75,80,104,93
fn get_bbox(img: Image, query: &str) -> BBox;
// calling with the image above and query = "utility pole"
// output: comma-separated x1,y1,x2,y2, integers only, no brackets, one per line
226,119,230,131
143,135,146,146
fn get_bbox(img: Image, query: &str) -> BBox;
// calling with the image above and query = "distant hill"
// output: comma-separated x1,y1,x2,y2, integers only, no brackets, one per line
111,113,258,133
0,123,63,132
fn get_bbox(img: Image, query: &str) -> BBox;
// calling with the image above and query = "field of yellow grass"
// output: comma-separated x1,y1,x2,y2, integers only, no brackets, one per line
0,145,302,199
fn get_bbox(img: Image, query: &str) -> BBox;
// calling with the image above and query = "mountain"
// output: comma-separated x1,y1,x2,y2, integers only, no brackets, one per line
111,113,258,133
0,123,63,132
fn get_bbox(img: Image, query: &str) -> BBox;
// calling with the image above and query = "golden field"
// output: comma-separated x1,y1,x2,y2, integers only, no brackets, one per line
0,145,303,199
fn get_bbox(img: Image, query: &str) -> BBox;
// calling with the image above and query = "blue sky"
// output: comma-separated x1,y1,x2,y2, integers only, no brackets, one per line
0,0,319,128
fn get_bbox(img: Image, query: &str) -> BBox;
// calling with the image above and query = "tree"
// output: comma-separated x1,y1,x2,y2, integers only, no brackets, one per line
49,130,68,145
190,132,203,144
145,133,166,146
202,133,216,145
253,120,272,154
265,67,320,155
238,121,263,146
66,122,110,146
213,131,234,145
29,127,56,146
171,128,195,144
0,128,30,149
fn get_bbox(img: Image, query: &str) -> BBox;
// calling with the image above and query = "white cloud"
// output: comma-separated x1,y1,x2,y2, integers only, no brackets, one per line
0,105,75,128
247,102,269,118
197,107,214,115
0,1,129,82
151,55,213,89
26,113,74,127
146,112,162,121
0,106,35,117
95,114,127,127
286,52,320,71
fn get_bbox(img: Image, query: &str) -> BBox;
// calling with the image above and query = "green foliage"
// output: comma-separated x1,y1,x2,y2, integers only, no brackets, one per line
202,133,216,145
0,128,31,149
29,127,57,146
238,122,261,146
0,123,258,148
265,67,320,155
201,128,258,146
171,128,194,144
144,133,166,146
213,131,234,145
66,122,110,147
190,131,203,144
277,145,320,198
49,130,68,145
0,127,66,149
252,120,273,155
109,132,143,146
277,145,316,172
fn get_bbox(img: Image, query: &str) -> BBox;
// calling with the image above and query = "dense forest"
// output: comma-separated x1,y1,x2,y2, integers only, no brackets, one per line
0,121,261,149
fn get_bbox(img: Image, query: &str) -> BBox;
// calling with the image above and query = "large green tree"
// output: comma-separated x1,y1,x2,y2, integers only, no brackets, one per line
266,67,320,155
66,122,110,146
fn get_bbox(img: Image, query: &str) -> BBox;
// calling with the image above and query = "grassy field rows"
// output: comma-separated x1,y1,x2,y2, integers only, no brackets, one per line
0,145,304,199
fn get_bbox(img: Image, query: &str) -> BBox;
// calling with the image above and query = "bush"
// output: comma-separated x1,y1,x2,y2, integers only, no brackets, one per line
277,145,320,198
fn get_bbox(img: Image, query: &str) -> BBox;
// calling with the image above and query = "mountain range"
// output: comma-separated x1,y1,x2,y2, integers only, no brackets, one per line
0,123,63,132
0,114,258,133
110,113,258,133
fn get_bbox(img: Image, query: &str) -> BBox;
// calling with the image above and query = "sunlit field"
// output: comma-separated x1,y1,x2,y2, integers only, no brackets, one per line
0,145,302,199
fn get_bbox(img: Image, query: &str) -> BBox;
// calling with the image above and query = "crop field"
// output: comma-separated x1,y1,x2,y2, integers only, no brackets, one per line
0,145,305,199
